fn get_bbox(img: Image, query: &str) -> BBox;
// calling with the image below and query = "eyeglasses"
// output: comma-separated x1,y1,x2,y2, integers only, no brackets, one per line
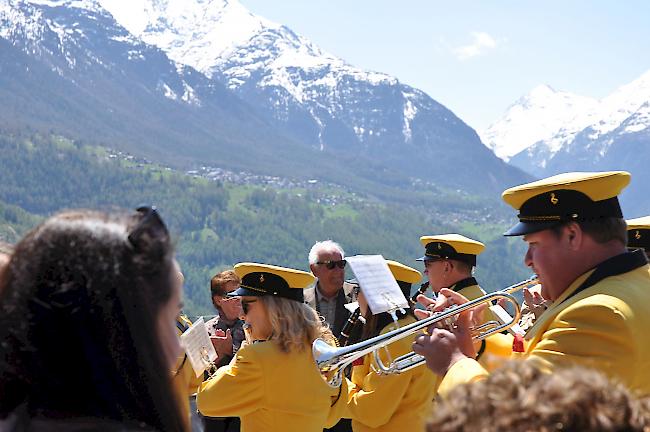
213,293,238,302
317,259,347,270
128,206,169,249
241,299,257,314
423,258,444,268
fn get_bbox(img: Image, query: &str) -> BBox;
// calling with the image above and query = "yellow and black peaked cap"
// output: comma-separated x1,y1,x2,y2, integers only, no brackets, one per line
502,171,630,236
416,234,485,267
229,262,315,302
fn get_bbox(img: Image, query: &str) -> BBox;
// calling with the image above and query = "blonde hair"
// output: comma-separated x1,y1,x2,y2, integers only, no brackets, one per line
427,361,650,432
261,296,335,353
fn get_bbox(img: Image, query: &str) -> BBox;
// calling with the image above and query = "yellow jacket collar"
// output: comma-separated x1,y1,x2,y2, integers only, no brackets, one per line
524,269,594,341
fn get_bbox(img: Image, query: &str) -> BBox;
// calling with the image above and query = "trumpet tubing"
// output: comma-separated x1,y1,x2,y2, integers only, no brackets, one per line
313,275,538,385
375,275,540,374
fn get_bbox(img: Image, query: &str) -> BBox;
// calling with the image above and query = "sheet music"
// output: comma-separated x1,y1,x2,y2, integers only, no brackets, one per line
179,317,218,377
346,255,408,314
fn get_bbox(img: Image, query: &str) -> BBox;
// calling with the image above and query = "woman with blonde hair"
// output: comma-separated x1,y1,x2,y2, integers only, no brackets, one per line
197,262,348,432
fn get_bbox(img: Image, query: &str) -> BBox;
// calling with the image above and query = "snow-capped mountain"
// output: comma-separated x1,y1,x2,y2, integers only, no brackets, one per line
0,0,529,196
485,71,650,214
0,0,340,180
481,85,598,161
98,0,528,193
509,71,650,172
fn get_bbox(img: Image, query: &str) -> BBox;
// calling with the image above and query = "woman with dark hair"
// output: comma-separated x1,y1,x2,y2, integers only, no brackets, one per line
0,207,187,431
197,262,348,432
345,260,437,432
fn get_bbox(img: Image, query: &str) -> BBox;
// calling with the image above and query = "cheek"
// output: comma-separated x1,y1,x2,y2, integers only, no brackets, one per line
159,315,182,369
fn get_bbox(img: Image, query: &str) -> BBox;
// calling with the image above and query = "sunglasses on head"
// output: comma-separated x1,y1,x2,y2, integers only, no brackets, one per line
128,206,169,249
241,299,257,314
317,259,347,270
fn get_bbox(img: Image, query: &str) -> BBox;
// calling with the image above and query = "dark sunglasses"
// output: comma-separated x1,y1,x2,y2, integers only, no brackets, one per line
317,259,347,270
423,258,444,267
241,299,257,314
128,206,169,249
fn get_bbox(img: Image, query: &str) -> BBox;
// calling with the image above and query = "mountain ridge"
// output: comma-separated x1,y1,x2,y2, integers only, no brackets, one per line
484,70,650,215
98,0,529,193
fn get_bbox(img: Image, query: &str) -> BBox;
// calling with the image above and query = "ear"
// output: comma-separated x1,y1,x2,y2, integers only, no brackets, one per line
309,263,317,273
564,222,583,250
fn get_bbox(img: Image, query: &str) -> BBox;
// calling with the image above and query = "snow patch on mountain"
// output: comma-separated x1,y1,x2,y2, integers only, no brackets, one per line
98,0,404,147
589,70,650,138
26,0,102,12
621,103,650,134
402,90,419,142
480,84,598,161
0,1,46,42
99,0,273,75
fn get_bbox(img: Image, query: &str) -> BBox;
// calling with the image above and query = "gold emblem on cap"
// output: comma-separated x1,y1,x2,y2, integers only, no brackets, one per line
635,230,642,240
437,243,442,250
260,274,265,283
550,193,559,205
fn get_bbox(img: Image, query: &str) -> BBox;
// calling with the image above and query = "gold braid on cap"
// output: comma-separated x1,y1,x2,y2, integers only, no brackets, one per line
518,215,563,221
239,284,272,294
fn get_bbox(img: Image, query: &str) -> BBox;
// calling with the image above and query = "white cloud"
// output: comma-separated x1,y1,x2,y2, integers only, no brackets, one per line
453,32,497,61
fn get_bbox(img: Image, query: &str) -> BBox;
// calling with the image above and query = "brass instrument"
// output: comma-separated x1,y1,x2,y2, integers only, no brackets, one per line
313,276,539,387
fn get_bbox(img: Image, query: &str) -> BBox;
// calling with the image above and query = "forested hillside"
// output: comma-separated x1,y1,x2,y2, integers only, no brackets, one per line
0,132,529,315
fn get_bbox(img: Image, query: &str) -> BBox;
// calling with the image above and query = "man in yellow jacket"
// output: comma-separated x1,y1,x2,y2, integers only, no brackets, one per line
626,215,650,257
415,234,499,367
413,171,650,396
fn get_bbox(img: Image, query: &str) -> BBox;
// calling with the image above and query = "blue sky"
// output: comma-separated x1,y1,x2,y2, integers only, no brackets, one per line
239,0,650,131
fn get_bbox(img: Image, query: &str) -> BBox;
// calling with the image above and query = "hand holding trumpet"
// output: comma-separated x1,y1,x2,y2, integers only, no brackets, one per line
412,289,478,376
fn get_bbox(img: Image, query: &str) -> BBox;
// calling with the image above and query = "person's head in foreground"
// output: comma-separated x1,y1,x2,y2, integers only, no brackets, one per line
0,207,185,431
427,361,650,432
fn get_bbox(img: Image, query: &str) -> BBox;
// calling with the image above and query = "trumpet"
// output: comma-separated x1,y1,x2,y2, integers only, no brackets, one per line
313,276,539,387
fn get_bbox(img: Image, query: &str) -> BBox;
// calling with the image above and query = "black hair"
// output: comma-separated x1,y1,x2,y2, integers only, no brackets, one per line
0,209,185,431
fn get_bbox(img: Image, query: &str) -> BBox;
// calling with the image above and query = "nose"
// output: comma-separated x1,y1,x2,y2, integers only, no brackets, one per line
524,246,533,269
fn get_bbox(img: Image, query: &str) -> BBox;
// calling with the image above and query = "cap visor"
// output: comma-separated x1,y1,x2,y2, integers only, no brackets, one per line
415,255,437,262
227,286,266,297
503,221,561,237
